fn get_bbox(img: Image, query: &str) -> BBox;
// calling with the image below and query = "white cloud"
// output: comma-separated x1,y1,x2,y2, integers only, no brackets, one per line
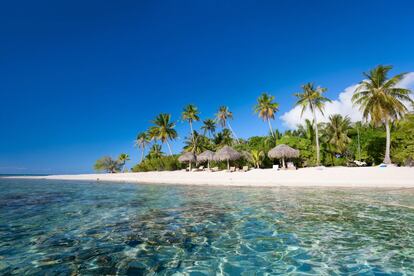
280,72,414,129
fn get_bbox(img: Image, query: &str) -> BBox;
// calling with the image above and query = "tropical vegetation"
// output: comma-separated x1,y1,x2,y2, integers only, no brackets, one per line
95,65,413,172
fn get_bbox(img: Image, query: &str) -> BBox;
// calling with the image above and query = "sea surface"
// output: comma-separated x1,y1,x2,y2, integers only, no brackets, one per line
0,178,413,275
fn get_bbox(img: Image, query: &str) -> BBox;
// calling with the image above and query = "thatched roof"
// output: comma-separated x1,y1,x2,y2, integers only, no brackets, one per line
268,144,300,159
197,150,215,162
214,146,241,161
178,152,196,163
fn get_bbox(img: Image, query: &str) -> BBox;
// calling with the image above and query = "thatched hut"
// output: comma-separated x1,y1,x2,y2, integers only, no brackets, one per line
197,150,215,169
268,144,300,168
178,152,196,170
214,146,241,170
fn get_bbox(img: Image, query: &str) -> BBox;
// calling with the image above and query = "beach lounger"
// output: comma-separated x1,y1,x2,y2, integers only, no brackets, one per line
272,165,279,170
287,162,296,170
229,167,236,172
211,167,219,172
242,166,249,172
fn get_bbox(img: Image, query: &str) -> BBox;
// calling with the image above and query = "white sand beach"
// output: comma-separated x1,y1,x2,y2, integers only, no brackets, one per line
8,167,414,188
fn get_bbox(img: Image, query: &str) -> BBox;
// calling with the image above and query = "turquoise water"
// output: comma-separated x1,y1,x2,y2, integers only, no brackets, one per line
0,179,413,275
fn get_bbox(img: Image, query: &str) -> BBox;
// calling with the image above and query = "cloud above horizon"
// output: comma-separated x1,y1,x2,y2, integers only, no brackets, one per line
280,72,414,129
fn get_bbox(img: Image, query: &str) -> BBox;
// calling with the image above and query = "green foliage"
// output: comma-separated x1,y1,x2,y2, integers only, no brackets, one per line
132,155,183,172
94,156,122,173
391,114,414,165
147,144,164,159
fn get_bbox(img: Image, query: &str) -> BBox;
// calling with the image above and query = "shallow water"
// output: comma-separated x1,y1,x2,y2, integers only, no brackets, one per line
0,179,413,275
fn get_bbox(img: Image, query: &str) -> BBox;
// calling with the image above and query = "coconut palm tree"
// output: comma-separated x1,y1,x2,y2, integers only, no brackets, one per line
151,113,177,155
254,93,279,138
118,153,130,172
182,104,200,142
183,131,212,154
216,106,238,141
148,144,164,159
213,128,234,147
297,119,315,142
323,114,352,155
294,83,331,166
134,132,150,163
352,65,413,164
201,119,216,137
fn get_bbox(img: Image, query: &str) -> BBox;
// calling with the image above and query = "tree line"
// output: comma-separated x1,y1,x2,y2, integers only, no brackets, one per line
95,65,413,172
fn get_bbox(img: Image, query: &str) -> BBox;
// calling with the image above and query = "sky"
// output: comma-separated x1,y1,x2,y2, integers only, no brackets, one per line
1,0,414,174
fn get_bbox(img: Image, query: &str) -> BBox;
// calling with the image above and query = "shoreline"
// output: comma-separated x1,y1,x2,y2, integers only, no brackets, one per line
5,167,414,188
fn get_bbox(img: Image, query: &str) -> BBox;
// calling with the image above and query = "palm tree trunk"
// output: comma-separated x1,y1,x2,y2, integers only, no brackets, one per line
140,147,145,163
267,118,276,143
357,127,361,161
189,121,195,142
312,108,321,166
166,141,173,155
227,122,239,143
384,120,392,164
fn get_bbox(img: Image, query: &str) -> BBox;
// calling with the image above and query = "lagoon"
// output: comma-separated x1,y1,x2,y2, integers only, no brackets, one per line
0,179,413,275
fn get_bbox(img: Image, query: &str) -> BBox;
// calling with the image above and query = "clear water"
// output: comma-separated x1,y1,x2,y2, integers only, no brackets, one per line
0,179,413,275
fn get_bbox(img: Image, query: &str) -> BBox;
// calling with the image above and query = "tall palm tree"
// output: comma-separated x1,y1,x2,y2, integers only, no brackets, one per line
323,114,352,155
294,83,331,166
134,132,149,163
216,106,238,141
182,104,200,142
352,65,413,164
201,119,216,137
118,153,130,172
254,92,279,137
151,113,178,155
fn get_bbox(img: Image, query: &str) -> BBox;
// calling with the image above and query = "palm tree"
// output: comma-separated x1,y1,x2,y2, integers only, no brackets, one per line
118,153,130,172
294,83,331,166
148,144,164,159
297,119,315,142
94,156,122,173
201,119,216,137
245,149,265,169
323,115,352,155
134,132,149,163
151,113,178,155
182,104,200,142
354,121,363,161
254,93,279,138
183,131,212,154
352,65,413,164
216,106,238,141
213,129,233,147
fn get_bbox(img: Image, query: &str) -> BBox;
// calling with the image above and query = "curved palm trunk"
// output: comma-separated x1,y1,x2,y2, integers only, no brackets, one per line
267,118,276,143
384,120,392,164
312,108,321,166
140,147,145,163
166,140,173,155
227,122,239,143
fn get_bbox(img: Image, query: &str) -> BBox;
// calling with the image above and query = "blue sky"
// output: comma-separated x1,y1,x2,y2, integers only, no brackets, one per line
1,0,413,174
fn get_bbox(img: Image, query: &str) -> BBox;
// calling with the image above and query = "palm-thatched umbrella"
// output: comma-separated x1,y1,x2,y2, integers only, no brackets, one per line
197,150,215,169
178,152,196,170
214,146,241,170
268,144,300,168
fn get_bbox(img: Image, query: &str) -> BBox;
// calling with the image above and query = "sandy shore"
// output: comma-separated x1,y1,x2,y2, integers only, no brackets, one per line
6,167,414,188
